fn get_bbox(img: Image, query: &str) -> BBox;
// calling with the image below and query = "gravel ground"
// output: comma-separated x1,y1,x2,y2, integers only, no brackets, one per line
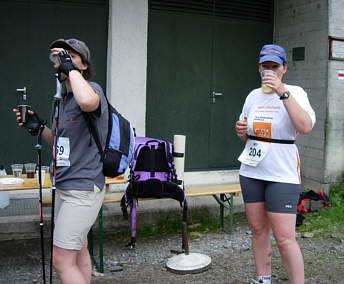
1,217,344,284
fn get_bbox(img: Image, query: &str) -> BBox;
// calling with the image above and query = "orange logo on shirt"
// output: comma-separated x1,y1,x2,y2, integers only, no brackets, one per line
253,122,272,138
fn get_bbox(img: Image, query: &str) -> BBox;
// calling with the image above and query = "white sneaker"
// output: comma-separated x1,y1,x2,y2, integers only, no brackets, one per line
249,278,272,284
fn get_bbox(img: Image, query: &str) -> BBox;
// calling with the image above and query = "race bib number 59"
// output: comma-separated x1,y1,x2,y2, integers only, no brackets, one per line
56,137,71,167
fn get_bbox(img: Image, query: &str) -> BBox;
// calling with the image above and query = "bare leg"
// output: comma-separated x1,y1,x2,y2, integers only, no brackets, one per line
53,245,88,284
245,202,272,275
76,239,92,283
269,212,304,284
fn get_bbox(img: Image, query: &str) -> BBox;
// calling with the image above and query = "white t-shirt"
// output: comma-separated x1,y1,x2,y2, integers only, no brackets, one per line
238,84,316,184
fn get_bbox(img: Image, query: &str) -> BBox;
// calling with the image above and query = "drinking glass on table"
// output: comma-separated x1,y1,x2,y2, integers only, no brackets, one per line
24,163,36,178
11,164,23,178
41,166,51,185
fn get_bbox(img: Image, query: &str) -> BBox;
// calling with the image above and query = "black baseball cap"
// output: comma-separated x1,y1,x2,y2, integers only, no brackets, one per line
50,38,90,63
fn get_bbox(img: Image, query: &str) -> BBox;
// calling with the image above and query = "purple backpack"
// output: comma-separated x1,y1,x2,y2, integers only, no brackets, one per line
120,137,186,248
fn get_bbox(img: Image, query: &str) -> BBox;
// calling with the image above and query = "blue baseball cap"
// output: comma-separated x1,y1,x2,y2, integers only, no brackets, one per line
259,44,287,65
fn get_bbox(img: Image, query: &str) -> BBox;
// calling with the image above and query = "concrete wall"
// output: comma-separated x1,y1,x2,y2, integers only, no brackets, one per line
325,0,344,184
106,0,148,137
274,0,329,191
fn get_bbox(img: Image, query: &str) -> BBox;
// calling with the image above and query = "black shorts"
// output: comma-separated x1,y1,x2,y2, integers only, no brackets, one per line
239,175,301,214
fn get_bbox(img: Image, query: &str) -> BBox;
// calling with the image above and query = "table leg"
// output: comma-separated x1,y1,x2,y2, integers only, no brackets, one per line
212,193,233,234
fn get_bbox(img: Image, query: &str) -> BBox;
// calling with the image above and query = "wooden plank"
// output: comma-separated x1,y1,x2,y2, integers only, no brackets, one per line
103,184,241,203
103,192,123,203
105,177,128,185
185,184,241,197
0,176,51,191
0,176,127,192
42,184,241,206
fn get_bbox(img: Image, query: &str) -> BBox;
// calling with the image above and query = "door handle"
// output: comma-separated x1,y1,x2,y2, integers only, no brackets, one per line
212,91,223,103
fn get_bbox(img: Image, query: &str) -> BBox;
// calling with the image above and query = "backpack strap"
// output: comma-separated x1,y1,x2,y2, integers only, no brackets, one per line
150,144,156,178
83,112,104,160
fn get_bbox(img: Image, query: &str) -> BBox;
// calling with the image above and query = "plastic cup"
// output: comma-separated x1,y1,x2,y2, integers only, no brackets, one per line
261,70,276,93
41,166,51,185
18,104,31,123
11,164,23,178
24,163,36,179
36,169,46,186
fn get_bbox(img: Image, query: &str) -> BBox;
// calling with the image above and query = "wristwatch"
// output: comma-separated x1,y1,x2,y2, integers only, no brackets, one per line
280,90,291,100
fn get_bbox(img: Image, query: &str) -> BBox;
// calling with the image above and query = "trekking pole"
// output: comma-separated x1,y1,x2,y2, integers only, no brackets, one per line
35,124,46,284
182,199,189,254
50,74,62,283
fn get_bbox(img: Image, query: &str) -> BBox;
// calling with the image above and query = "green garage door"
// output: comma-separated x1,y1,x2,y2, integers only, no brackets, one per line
146,0,273,170
0,0,108,172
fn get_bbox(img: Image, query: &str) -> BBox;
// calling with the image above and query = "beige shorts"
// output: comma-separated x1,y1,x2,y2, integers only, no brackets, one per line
53,185,105,250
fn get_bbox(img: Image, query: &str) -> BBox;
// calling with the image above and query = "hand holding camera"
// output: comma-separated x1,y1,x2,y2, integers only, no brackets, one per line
56,50,80,76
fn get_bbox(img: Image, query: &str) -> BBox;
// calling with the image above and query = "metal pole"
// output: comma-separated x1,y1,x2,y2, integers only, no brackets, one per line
35,125,46,284
50,74,62,283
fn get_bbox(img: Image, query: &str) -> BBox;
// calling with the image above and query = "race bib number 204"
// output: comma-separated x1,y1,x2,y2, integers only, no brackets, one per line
238,139,270,167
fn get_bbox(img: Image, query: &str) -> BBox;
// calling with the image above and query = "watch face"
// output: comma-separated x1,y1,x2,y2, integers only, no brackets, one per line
281,91,290,100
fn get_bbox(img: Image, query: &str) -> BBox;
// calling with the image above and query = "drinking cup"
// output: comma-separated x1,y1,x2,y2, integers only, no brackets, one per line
18,104,31,123
36,169,46,186
41,166,51,185
260,70,276,93
11,164,23,178
24,163,36,179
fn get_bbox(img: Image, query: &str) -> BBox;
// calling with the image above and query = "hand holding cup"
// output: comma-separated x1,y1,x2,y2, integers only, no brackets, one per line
235,119,248,140
13,108,35,126
261,70,277,93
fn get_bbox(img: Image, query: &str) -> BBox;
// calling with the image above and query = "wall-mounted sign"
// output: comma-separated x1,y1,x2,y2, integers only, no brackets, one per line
338,70,344,80
329,37,344,61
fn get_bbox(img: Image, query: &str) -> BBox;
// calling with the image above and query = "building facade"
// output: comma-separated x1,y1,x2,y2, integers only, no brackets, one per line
1,0,343,191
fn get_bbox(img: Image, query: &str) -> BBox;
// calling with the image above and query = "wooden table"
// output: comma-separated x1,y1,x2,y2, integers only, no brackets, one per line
0,175,126,191
0,175,51,191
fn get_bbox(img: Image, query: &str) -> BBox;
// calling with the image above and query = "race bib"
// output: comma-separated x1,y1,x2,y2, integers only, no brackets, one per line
56,137,70,167
238,139,270,167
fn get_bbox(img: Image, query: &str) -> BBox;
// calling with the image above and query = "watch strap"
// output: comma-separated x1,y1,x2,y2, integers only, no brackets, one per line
280,90,290,100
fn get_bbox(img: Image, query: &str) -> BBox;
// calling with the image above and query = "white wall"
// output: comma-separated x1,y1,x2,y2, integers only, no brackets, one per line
107,0,148,137
325,0,344,184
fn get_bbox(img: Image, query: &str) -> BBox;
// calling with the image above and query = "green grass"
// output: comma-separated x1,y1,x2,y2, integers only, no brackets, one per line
297,181,344,238
105,209,247,243
104,181,344,243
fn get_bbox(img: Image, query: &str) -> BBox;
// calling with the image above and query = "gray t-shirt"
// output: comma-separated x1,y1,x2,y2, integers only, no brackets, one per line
52,81,108,191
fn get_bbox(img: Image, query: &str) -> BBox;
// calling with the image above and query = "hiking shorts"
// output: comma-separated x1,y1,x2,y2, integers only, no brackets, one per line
239,175,301,214
53,185,105,250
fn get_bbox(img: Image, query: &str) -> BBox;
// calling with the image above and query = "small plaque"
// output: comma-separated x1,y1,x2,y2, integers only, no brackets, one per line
292,47,305,61
329,37,344,61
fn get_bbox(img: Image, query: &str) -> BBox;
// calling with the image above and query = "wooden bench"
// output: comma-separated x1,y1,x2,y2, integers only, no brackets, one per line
42,183,241,274
101,184,241,232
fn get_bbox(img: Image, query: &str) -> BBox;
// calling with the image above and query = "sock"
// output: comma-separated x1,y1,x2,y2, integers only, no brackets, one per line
257,275,272,284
